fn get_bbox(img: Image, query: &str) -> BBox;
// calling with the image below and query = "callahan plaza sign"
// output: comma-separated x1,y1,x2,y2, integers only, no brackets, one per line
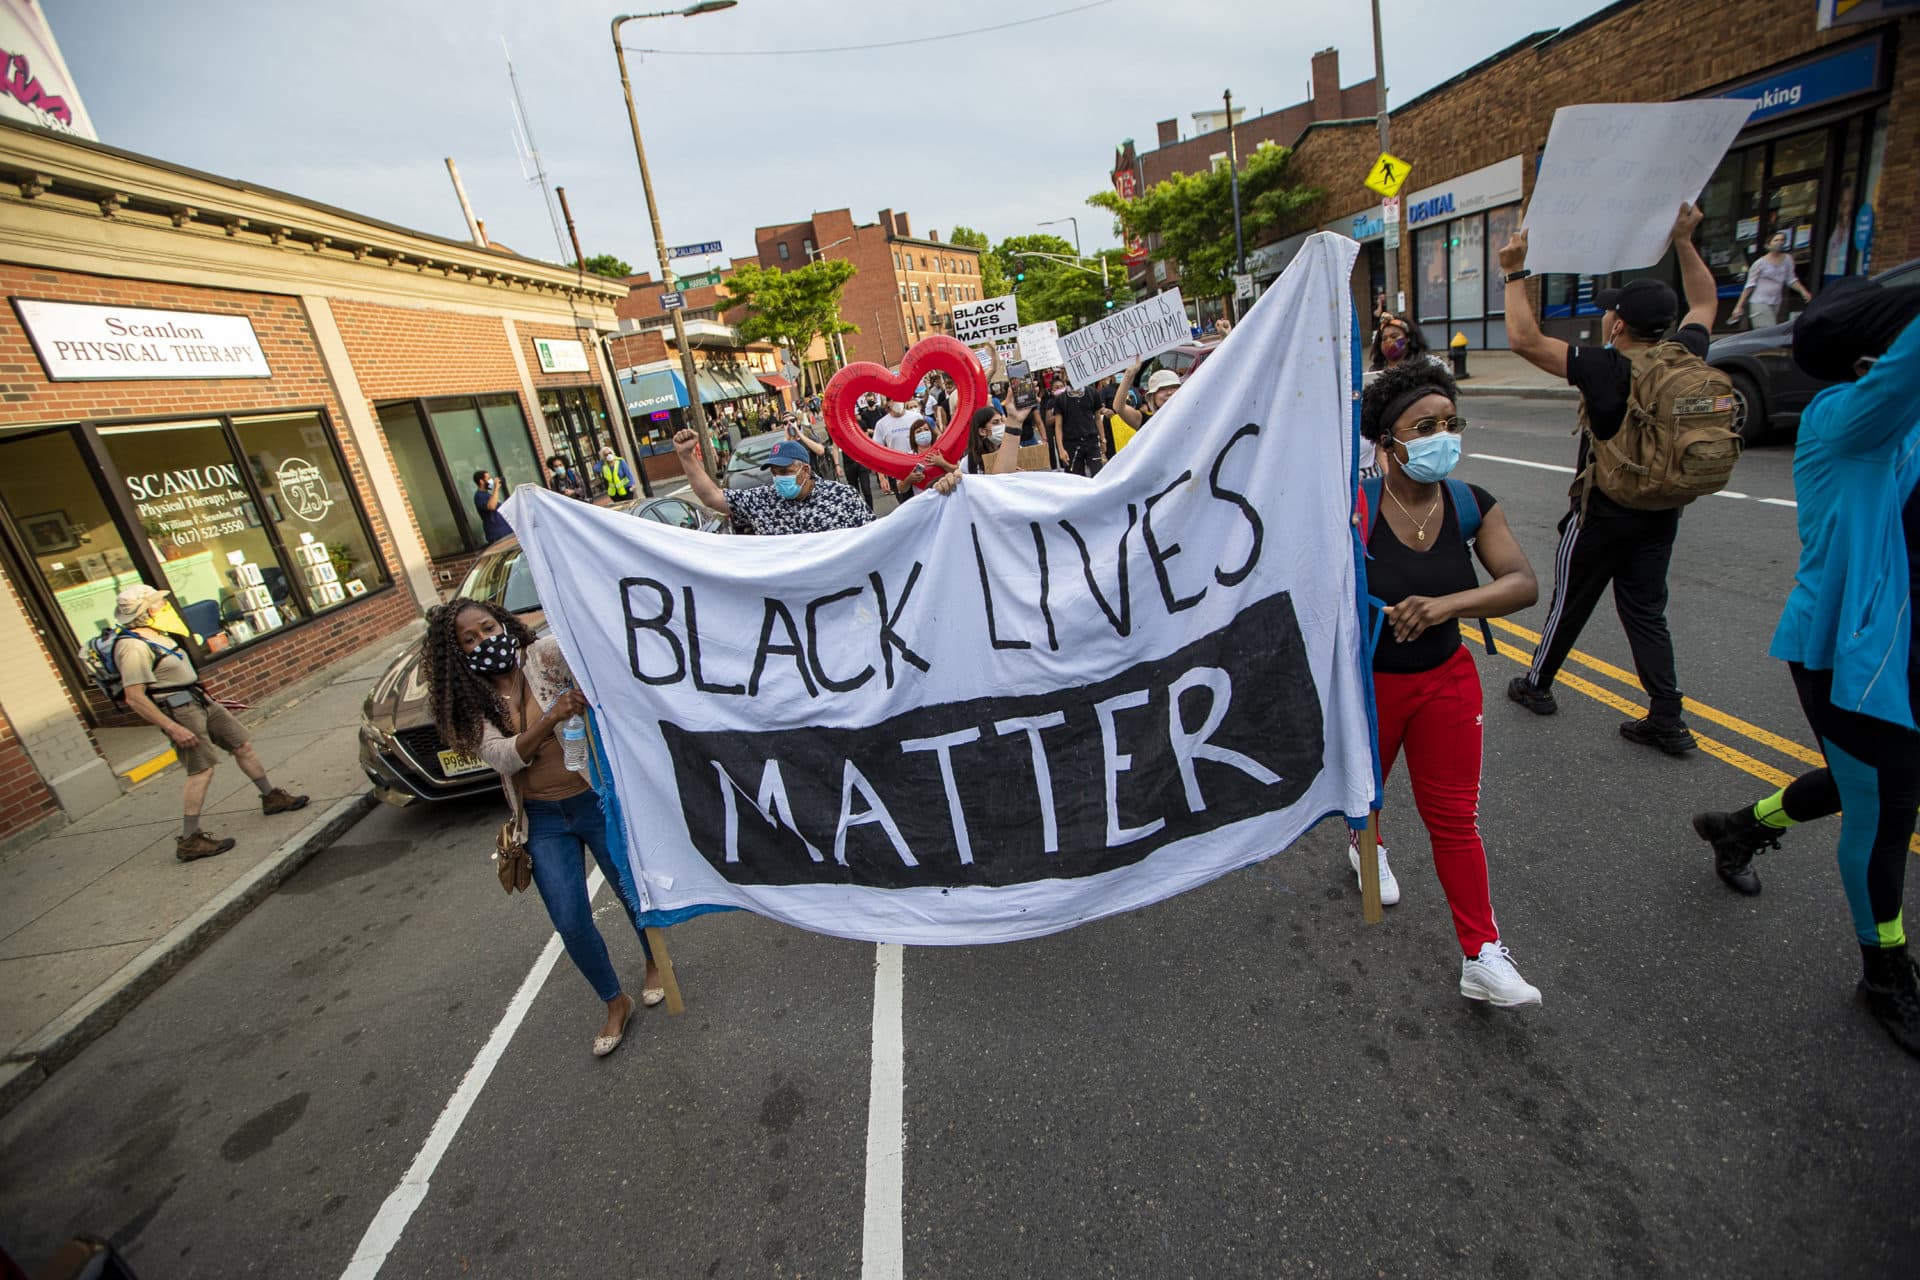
11,299,272,380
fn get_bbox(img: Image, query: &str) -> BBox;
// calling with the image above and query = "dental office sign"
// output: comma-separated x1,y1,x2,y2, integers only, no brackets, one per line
1402,156,1524,228
12,300,271,380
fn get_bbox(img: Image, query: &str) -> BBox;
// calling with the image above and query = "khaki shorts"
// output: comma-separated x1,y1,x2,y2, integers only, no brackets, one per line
162,697,249,774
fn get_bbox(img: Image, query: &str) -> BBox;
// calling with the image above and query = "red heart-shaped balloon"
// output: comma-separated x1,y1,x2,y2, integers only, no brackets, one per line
823,335,987,486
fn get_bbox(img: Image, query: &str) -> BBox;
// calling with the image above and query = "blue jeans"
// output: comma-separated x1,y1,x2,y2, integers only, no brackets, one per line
526,790,652,1002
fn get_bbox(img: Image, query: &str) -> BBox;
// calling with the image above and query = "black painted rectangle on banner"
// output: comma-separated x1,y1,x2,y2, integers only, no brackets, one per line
659,590,1323,889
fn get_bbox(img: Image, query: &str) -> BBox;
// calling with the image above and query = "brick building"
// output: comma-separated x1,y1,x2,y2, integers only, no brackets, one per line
1109,48,1377,296
1136,0,1917,351
754,210,983,369
0,119,627,842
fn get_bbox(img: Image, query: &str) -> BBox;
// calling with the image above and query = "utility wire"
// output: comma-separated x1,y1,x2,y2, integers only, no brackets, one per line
623,0,1114,57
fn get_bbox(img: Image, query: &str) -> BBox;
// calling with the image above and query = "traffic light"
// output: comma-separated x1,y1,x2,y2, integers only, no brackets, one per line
1013,256,1026,283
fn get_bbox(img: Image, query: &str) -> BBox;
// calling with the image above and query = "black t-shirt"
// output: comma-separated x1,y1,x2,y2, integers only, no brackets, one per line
1049,387,1097,441
1367,483,1495,674
1566,324,1711,510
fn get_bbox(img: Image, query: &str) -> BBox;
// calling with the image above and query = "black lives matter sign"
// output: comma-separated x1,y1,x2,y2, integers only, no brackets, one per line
660,591,1322,889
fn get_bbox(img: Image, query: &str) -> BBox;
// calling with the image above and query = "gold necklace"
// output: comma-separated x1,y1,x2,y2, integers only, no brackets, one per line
1385,481,1442,542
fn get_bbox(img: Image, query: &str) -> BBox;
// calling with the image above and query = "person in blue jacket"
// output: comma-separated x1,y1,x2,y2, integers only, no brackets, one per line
1691,276,1920,1055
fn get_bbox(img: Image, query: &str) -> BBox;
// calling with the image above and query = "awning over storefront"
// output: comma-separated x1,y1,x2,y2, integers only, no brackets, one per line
619,368,687,414
696,366,765,402
756,372,793,391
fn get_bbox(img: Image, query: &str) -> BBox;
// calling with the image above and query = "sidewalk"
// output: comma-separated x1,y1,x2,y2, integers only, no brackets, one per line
0,623,422,1113
1450,349,1578,399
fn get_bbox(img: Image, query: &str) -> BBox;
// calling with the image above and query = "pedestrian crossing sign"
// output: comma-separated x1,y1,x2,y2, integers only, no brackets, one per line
1365,152,1410,198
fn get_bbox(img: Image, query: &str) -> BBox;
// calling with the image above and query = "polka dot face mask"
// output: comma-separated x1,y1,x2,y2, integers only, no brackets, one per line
464,631,520,676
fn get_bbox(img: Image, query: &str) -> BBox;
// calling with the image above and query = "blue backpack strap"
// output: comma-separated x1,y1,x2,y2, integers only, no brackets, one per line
1358,475,1383,553
1443,479,1498,655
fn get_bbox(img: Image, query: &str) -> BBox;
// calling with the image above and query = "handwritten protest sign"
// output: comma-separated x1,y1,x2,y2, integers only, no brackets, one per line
1059,290,1187,389
1017,321,1062,370
1523,100,1754,274
503,239,1371,945
951,294,1019,346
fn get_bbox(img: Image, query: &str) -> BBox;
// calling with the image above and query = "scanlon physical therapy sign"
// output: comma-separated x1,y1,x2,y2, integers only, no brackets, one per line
12,300,272,380
504,235,1373,945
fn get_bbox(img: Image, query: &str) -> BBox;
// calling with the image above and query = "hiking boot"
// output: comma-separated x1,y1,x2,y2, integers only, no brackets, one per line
176,830,236,862
1690,810,1776,895
1620,716,1697,755
1858,945,1920,1060
262,788,310,816
1506,676,1557,716
1460,942,1542,1008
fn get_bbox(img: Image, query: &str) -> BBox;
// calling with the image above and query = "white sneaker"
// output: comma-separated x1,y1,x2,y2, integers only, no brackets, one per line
1347,841,1400,906
1460,941,1542,1008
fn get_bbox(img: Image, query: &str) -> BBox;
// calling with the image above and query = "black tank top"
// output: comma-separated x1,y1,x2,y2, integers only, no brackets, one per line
1367,483,1495,674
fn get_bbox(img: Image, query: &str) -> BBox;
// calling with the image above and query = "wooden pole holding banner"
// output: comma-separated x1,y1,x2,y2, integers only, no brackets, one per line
644,927,686,1015
1358,810,1383,925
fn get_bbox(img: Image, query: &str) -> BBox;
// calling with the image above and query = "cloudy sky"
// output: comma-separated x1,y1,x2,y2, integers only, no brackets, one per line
55,0,1609,270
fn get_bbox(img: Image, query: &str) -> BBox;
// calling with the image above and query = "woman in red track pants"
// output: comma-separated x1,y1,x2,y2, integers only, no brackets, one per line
1356,361,1544,1007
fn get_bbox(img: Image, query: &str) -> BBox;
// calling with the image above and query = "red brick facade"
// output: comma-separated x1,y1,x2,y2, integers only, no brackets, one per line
0,707,59,840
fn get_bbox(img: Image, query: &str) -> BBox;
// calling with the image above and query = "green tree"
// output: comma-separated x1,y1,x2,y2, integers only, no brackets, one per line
994,234,1133,333
717,259,858,395
573,253,633,279
1089,143,1321,300
949,226,1011,301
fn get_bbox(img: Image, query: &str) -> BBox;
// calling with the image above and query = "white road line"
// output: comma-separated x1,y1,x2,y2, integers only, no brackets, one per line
861,943,906,1280
1468,452,1576,474
1469,452,1796,506
339,869,605,1280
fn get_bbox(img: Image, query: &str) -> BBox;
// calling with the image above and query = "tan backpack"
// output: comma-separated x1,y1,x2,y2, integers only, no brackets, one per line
1583,342,1743,511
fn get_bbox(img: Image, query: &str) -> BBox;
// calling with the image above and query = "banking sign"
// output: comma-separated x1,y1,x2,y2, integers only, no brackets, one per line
1711,36,1883,125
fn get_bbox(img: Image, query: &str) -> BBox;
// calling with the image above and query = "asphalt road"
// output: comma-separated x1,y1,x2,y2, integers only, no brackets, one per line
4,402,1916,1279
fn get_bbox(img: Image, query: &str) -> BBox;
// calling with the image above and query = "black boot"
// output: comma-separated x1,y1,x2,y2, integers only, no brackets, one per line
1690,808,1779,896
1859,944,1920,1059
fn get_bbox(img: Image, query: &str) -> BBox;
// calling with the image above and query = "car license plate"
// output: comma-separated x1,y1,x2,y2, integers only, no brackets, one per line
437,748,489,777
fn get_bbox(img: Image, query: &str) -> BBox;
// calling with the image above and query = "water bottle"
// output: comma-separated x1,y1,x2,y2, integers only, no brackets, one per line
559,714,589,774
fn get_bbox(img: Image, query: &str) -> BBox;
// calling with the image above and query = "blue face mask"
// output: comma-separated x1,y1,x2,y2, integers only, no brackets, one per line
773,474,804,500
1398,432,1462,483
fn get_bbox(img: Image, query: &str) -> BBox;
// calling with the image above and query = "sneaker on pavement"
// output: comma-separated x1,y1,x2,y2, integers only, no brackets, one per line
1347,841,1400,906
1506,676,1557,716
1859,949,1920,1060
1620,716,1697,755
176,830,236,862
1691,810,1775,896
262,788,310,816
1460,941,1542,1008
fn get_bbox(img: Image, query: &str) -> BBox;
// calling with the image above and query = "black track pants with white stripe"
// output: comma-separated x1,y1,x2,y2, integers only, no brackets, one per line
1525,500,1685,721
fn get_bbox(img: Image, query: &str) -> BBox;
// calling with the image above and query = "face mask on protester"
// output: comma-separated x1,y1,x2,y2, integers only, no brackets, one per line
1381,337,1408,362
988,424,1006,446
1397,432,1462,484
912,428,935,449
464,630,520,676
773,474,804,500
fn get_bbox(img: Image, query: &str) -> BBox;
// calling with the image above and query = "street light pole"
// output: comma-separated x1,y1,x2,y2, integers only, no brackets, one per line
1039,216,1081,259
1225,88,1246,322
1371,0,1399,315
612,3,736,479
806,234,854,373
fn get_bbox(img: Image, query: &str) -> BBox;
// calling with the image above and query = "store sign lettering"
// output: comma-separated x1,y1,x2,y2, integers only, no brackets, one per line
1406,194,1454,226
11,299,272,381
126,464,244,501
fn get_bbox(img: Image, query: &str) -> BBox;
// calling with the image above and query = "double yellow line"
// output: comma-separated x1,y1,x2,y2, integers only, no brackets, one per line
1482,617,1920,855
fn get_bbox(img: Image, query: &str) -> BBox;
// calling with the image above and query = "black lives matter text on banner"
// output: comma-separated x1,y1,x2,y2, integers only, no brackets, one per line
950,294,1020,347
1059,289,1188,389
503,236,1372,946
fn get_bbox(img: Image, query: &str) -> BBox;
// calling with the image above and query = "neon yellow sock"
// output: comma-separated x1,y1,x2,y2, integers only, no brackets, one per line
1753,789,1797,830
1877,912,1906,948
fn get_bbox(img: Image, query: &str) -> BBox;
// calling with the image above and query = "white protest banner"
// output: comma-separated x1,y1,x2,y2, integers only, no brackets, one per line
1018,321,1062,370
503,236,1371,946
951,294,1019,346
1059,289,1187,389
1522,100,1755,274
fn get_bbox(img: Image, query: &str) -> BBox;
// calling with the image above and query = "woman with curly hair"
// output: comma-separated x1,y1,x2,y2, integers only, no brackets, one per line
1355,360,1544,1008
424,597,660,1057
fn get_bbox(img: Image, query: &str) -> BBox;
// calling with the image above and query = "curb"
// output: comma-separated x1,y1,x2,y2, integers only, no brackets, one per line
0,790,376,1118
1459,385,1580,401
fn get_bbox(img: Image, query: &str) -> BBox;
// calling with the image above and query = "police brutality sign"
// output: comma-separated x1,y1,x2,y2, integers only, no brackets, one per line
504,234,1373,945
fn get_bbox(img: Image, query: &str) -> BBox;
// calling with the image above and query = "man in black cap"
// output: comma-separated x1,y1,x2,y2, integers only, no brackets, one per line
1497,203,1719,755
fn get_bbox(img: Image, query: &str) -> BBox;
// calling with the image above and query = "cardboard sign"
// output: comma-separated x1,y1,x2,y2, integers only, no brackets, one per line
1522,100,1755,274
1017,321,1062,370
1058,290,1187,390
951,294,1019,346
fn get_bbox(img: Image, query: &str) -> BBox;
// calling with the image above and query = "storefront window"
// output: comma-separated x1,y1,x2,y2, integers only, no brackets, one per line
1415,227,1448,324
377,402,465,557
1699,144,1766,310
477,394,540,492
234,412,390,609
99,419,299,650
0,429,142,649
1485,207,1520,315
1449,214,1486,322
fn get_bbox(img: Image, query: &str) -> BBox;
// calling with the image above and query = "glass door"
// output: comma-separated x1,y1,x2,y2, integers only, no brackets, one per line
0,428,144,654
